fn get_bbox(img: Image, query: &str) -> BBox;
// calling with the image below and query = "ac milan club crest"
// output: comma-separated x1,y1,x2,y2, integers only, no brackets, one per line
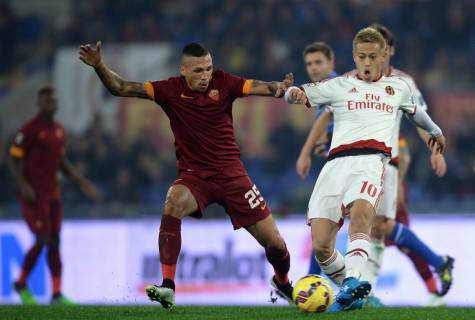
209,89,220,101
385,86,395,95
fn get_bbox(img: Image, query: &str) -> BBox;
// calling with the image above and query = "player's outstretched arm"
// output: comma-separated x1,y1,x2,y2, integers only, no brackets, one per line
79,41,149,99
247,73,294,97
296,111,331,179
60,158,102,201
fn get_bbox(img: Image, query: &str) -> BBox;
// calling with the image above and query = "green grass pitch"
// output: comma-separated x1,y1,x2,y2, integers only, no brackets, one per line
1,306,475,320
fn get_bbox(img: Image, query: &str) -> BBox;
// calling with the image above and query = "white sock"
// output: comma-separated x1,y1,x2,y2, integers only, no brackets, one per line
345,233,371,280
361,238,385,289
318,250,346,286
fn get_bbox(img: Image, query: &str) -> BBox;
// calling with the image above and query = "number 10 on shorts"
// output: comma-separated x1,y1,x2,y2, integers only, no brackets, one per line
244,185,265,209
360,181,378,198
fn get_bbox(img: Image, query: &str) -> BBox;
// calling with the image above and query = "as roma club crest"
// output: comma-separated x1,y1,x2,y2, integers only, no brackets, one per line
209,89,220,101
385,86,395,95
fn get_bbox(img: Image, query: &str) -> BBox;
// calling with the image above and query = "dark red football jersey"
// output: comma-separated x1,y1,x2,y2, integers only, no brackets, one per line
10,115,65,194
146,70,253,177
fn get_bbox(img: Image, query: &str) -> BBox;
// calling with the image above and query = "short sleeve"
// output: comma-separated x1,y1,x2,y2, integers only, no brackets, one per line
223,72,250,100
398,79,417,114
145,79,172,106
301,80,335,108
10,126,32,158
412,87,428,112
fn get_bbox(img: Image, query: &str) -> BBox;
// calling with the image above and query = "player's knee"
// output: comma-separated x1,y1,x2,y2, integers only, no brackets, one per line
371,218,386,239
265,235,286,253
34,234,49,248
48,233,60,250
164,194,187,219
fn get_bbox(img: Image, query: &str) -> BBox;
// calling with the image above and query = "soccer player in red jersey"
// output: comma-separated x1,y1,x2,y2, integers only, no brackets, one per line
9,86,101,304
79,41,294,308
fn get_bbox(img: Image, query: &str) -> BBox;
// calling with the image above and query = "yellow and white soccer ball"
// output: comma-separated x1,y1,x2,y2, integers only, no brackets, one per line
292,275,333,313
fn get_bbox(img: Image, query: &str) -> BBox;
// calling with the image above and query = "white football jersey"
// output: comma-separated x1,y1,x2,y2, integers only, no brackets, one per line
302,73,417,158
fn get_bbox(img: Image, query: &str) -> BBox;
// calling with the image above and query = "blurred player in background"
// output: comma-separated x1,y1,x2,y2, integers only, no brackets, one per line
286,27,446,312
9,86,101,304
294,42,338,277
79,41,295,309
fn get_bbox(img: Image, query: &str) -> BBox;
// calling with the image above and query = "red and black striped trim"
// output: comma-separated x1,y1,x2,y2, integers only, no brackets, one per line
328,140,391,161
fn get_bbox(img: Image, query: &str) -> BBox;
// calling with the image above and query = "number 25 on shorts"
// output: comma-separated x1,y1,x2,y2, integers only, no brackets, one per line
360,180,378,198
244,184,265,210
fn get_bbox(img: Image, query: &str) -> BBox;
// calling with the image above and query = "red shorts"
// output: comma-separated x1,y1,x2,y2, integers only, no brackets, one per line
18,191,63,235
172,161,271,230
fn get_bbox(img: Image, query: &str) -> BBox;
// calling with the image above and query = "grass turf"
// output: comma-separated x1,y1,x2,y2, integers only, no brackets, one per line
1,306,475,320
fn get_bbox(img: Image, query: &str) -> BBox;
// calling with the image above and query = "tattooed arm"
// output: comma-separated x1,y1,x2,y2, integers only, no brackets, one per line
79,41,150,99
247,73,294,97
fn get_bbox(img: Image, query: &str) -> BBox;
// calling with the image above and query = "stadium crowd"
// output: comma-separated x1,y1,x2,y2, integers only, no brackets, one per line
1,0,474,214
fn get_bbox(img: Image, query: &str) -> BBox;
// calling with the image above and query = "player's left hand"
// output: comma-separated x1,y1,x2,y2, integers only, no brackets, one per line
275,73,294,98
80,181,103,201
430,148,447,177
428,134,445,154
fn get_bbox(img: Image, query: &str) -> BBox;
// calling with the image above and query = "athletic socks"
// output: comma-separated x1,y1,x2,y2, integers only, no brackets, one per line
361,238,385,288
159,215,182,288
17,243,44,286
47,247,62,295
265,244,291,285
390,223,444,269
318,249,346,286
345,233,370,280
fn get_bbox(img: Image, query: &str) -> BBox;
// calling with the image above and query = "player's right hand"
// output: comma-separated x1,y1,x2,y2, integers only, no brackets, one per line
79,41,102,67
21,183,36,206
430,149,447,177
286,88,308,105
428,134,446,154
296,153,312,179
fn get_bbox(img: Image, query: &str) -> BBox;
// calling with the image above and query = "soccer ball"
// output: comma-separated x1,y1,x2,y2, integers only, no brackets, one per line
292,275,333,313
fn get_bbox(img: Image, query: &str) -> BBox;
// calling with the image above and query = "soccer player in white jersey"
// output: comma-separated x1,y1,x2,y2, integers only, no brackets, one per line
285,28,446,312
359,24,454,307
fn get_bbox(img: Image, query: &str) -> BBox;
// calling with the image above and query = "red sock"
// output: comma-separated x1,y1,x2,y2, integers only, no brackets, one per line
48,248,62,295
265,244,290,285
17,243,44,286
159,215,181,282
425,277,438,294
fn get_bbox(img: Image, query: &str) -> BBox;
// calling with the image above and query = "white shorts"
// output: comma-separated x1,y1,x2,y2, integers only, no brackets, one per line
308,154,387,223
376,164,398,219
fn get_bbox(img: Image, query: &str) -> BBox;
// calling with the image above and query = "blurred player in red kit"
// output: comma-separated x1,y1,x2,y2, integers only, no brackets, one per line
79,41,294,308
9,86,101,304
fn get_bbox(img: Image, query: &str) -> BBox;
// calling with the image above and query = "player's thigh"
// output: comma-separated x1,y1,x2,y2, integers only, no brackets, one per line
220,175,270,230
376,164,398,220
164,184,200,219
245,215,285,250
18,194,51,235
308,160,345,223
310,218,339,259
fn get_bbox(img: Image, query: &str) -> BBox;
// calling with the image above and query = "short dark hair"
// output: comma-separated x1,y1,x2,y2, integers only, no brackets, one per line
303,42,334,61
370,23,395,47
37,85,54,98
182,42,209,58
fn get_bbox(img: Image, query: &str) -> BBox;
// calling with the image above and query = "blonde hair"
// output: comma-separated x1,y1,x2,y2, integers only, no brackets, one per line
352,27,386,51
